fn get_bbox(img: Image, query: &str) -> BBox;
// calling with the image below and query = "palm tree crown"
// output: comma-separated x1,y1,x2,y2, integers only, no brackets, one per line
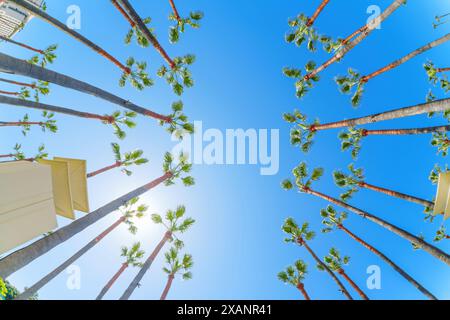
151,205,196,243
319,248,350,272
121,242,145,267
120,197,148,235
163,247,193,280
278,260,308,287
111,142,148,176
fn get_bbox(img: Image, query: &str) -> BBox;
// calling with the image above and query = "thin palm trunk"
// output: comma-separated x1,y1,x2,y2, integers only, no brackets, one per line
305,188,450,266
0,171,173,279
10,0,130,75
0,89,18,96
296,283,311,300
436,67,450,73
120,231,172,300
300,239,353,300
160,274,175,300
338,224,437,300
0,78,35,88
358,181,434,208
111,0,136,27
306,0,331,26
337,269,369,300
342,26,367,45
306,0,404,80
15,216,127,300
0,35,44,54
311,98,450,131
96,262,129,300
168,0,182,22
361,33,450,83
0,52,172,122
118,0,176,69
87,162,122,178
0,121,42,127
0,154,13,158
362,125,450,136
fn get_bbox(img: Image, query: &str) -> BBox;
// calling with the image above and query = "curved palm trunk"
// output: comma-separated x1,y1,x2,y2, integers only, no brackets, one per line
0,52,171,122
363,125,450,136
118,0,175,69
338,224,437,300
0,35,44,54
120,231,172,300
0,172,173,279
337,269,369,300
361,33,450,82
358,181,434,208
306,0,330,26
312,98,450,131
96,262,129,300
296,283,311,300
300,239,353,300
10,0,130,75
305,188,450,266
0,78,35,88
160,274,175,300
306,0,404,79
168,0,182,22
87,162,122,178
110,0,136,27
15,216,127,300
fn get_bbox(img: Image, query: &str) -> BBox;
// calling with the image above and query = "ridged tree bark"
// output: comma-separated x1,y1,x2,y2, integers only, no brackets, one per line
337,269,369,300
160,274,175,300
306,0,330,26
96,263,129,300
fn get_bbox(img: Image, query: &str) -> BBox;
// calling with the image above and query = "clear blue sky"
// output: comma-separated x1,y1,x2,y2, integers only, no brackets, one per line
1,0,450,300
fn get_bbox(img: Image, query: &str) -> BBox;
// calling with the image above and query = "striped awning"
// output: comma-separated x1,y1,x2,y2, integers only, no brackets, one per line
0,0,43,38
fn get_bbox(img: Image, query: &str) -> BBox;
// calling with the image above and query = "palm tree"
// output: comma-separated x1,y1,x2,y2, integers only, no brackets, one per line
433,13,450,29
320,248,369,300
282,219,353,299
0,79,50,102
284,0,406,98
281,162,450,266
283,98,450,153
278,260,311,300
336,33,450,106
0,35,57,67
424,61,450,95
320,205,437,300
116,0,196,96
434,226,450,242
0,151,194,279
87,143,148,178
167,0,203,44
120,205,195,300
160,247,193,300
15,198,148,300
96,242,145,300
10,0,152,89
1,112,57,136
333,164,434,209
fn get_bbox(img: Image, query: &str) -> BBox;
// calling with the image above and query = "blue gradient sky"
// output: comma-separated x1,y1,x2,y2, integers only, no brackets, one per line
1,0,450,300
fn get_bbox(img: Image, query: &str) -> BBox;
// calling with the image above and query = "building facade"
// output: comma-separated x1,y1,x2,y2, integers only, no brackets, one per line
0,0,43,38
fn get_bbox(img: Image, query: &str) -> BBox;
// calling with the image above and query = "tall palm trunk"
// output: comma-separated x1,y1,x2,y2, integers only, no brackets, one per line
0,90,18,96
0,78,35,88
296,283,311,300
305,188,450,266
118,0,176,69
160,273,175,300
15,216,127,300
362,125,450,136
0,121,42,127
300,239,353,300
337,224,437,300
337,269,369,300
361,33,450,83
311,98,450,131
358,182,434,208
87,162,122,178
0,95,112,122
436,67,450,73
10,0,130,75
111,0,136,27
120,231,173,300
0,154,13,158
0,35,44,54
96,262,129,300
0,172,173,279
306,0,404,79
168,0,182,22
0,52,171,122
306,0,331,26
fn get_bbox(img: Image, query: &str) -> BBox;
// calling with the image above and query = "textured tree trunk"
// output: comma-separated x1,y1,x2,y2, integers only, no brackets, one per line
120,231,173,300
337,269,369,300
312,98,450,131
342,26,368,45
0,121,42,127
0,35,44,54
10,0,130,74
296,282,311,300
87,162,122,178
358,182,434,208
305,188,450,266
15,216,127,300
160,274,175,300
168,0,182,21
363,125,450,136
0,52,172,122
110,0,136,27
96,262,129,300
338,224,437,300
118,0,176,69
300,239,353,300
0,172,173,279
0,78,36,88
306,0,330,26
361,33,450,82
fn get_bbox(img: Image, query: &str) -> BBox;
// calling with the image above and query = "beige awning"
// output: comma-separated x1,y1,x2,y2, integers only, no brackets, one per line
433,172,450,219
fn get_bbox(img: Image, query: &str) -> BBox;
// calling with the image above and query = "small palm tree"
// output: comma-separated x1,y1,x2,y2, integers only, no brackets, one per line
320,248,369,300
120,205,195,300
433,13,450,29
157,55,196,96
278,260,311,300
160,247,193,300
0,111,57,136
96,242,145,300
0,78,50,102
168,1,204,44
424,61,450,93
282,218,353,299
124,16,153,48
7,143,48,161
87,143,148,178
434,225,450,243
